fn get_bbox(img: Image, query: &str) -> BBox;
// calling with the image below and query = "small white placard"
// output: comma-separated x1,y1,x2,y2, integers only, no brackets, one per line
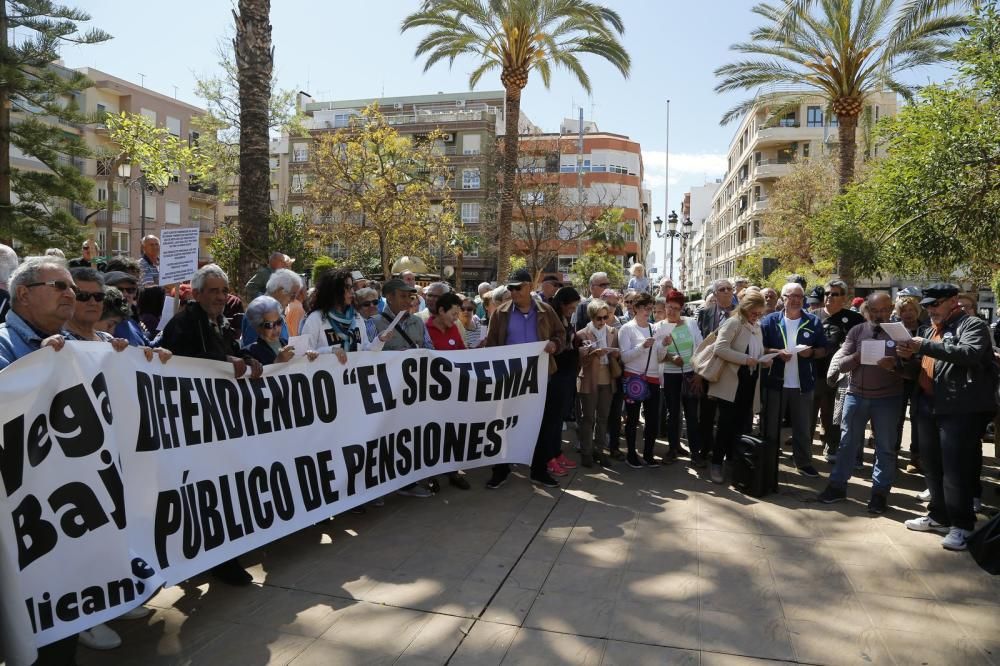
158,227,201,285
861,339,886,365
287,334,311,356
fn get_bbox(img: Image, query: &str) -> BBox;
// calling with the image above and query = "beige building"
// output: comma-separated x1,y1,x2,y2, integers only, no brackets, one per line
702,89,897,287
73,67,216,261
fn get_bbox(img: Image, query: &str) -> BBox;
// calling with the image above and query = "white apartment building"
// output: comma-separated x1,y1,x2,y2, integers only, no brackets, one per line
682,181,720,292
703,89,897,285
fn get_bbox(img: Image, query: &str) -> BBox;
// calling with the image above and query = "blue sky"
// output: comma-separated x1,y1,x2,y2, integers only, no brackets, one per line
67,0,955,252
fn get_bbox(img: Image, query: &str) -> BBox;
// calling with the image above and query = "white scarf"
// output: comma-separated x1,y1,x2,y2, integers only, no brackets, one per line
587,321,610,365
746,321,764,360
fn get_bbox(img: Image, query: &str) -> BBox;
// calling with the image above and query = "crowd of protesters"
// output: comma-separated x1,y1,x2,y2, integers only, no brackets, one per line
1,239,998,664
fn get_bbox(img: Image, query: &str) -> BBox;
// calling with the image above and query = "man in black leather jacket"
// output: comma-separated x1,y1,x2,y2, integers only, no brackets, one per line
898,284,997,551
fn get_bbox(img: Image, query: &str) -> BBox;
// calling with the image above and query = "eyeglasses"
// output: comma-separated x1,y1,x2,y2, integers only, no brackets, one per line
26,280,78,294
75,291,106,303
259,320,282,329
359,300,379,307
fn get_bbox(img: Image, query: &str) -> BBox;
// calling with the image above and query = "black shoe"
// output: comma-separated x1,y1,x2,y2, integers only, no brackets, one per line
609,450,626,461
643,456,661,468
530,472,560,488
797,465,820,478
427,478,441,494
486,468,509,490
663,450,678,464
448,473,471,490
626,455,644,469
690,452,708,469
594,454,612,468
817,485,847,504
867,493,888,515
580,455,595,468
211,558,252,586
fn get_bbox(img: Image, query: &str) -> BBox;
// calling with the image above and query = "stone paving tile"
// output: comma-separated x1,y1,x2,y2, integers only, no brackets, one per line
500,627,606,665
601,640,699,665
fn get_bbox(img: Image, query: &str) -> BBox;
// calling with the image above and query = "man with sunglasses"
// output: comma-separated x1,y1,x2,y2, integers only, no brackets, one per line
104,270,149,347
69,239,106,271
814,280,865,462
898,284,996,551
0,256,78,369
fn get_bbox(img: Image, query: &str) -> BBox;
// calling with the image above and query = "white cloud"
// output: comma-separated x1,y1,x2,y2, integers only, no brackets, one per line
642,150,727,189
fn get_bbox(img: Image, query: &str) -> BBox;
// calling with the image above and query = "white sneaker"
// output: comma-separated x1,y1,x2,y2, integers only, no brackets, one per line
118,605,152,620
917,489,931,502
941,527,973,551
79,623,122,650
905,515,949,534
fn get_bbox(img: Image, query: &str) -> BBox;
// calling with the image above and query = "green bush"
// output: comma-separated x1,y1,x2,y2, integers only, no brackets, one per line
311,256,338,284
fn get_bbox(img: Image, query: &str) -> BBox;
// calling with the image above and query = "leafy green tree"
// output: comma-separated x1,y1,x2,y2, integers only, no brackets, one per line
571,247,623,292
714,0,967,281
0,1,111,250
307,105,458,280
209,210,320,283
402,0,631,282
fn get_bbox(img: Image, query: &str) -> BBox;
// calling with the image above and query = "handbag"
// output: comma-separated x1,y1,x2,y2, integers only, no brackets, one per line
623,327,655,403
967,512,1000,575
692,329,724,382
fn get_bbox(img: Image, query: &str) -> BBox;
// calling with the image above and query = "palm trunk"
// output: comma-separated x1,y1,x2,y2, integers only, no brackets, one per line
234,0,273,296
836,113,859,288
379,233,390,281
498,84,523,282
455,248,464,289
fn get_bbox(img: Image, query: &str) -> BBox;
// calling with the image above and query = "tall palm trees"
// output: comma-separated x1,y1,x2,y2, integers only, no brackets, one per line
402,0,630,280
715,0,966,193
234,0,273,293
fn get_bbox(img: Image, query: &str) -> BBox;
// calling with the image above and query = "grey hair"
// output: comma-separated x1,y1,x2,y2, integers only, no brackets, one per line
265,268,303,296
866,291,892,305
589,272,608,286
587,298,609,319
142,234,159,244
477,281,491,295
191,263,229,291
491,285,511,303
246,295,282,329
425,281,450,295
44,248,65,258
8,256,68,303
709,278,732,295
70,266,104,286
355,287,378,302
825,279,848,293
780,282,804,298
0,243,19,285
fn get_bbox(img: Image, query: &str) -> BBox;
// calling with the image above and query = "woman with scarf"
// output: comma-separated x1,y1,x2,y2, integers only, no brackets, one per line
659,289,704,463
576,298,620,468
707,291,771,484
301,269,383,360
618,292,670,468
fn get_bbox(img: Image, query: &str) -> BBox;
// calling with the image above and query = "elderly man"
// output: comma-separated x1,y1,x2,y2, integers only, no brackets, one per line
658,277,674,296
900,284,996,551
400,270,427,311
417,281,448,322
159,264,263,585
814,280,866,462
240,268,302,344
574,271,611,331
245,251,293,299
761,282,828,477
475,281,492,319
0,242,18,323
485,268,564,489
818,293,906,513
534,275,561,304
762,287,779,314
139,234,160,286
69,239,104,270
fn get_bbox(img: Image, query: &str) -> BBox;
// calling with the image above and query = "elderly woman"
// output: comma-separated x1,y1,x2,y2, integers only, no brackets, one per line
354,286,383,345
241,268,303,344
618,292,670,468
658,289,704,463
627,263,651,294
96,286,131,335
65,268,128,350
576,298,620,467
243,296,295,365
459,295,483,348
707,292,770,484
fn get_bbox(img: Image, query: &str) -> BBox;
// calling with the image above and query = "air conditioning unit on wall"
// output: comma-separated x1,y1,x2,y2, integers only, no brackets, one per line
441,133,455,142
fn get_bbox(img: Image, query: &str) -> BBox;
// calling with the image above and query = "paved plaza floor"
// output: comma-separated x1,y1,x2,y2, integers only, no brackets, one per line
80,427,999,665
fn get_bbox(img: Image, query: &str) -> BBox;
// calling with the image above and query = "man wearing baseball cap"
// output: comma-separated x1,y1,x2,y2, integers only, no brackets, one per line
483,268,565,489
898,283,996,550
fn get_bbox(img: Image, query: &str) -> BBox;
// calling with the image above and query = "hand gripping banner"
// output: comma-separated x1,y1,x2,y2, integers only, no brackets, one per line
0,341,547,664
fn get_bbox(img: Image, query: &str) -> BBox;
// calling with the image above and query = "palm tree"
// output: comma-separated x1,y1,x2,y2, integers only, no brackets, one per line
714,0,966,281
401,0,631,281
234,0,273,294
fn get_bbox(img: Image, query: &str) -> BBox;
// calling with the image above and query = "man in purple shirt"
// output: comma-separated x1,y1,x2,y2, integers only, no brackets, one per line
484,268,564,489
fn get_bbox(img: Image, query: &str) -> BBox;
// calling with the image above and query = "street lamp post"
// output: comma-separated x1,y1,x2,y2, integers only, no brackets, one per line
653,210,693,287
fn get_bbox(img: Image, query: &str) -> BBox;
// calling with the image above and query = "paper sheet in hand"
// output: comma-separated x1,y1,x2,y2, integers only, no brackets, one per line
860,339,886,365
655,322,676,339
758,352,780,362
794,344,811,354
879,322,912,342
287,335,311,355
158,297,175,329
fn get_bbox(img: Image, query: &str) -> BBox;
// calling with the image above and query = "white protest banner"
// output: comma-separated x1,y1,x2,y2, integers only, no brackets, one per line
157,227,201,285
0,341,547,663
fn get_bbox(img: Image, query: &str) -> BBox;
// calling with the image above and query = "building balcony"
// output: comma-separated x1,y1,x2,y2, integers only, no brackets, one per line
752,198,769,213
756,124,817,146
754,160,792,180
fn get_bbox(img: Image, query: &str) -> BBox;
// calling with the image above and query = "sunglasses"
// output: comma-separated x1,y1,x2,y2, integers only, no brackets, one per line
26,280,78,294
359,300,379,307
259,320,282,329
593,315,610,321
462,306,476,312
825,292,845,298
75,291,106,303
507,284,524,291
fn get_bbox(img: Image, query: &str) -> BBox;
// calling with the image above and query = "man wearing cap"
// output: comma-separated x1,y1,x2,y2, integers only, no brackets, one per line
245,252,293,299
534,275,561,305
104,270,149,346
814,279,866,462
484,268,565,489
806,286,824,313
899,283,996,551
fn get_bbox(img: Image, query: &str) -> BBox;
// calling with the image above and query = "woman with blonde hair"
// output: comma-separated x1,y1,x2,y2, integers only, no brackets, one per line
707,291,771,483
576,298,621,467
627,263,651,294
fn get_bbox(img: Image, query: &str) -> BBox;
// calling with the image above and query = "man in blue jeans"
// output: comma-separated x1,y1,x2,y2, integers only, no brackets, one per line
817,293,906,513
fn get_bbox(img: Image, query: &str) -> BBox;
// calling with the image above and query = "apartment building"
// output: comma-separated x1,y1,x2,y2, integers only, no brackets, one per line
702,89,897,285
679,182,720,292
71,67,216,261
273,90,537,290
515,118,650,282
